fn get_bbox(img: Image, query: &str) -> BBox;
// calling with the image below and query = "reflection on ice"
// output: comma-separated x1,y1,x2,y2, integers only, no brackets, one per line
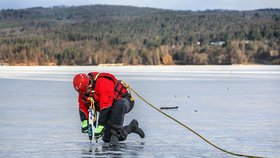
81,142,145,157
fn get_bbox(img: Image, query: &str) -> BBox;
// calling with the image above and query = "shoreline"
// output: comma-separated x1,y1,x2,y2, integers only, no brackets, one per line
0,63,279,67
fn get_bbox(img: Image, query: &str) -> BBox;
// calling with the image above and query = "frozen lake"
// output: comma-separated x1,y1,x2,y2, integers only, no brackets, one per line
0,65,279,158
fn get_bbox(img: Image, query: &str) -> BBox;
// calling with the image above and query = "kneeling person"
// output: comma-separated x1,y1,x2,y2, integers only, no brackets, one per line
73,72,145,146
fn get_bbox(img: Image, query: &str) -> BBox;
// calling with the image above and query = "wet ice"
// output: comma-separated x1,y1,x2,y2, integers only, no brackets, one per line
0,66,279,157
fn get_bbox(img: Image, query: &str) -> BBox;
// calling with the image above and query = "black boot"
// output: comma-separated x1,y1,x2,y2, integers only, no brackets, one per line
109,129,119,147
128,119,145,138
109,135,119,147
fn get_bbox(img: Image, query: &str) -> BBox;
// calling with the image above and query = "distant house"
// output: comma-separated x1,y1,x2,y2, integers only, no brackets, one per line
210,41,226,46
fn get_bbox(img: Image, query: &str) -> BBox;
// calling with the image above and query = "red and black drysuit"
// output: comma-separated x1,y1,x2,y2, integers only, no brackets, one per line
78,72,134,142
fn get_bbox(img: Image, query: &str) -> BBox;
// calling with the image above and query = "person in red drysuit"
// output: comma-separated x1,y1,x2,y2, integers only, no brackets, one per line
73,72,145,146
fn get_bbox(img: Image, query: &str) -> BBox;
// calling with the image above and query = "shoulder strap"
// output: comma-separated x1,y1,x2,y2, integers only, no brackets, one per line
88,72,100,88
93,73,100,81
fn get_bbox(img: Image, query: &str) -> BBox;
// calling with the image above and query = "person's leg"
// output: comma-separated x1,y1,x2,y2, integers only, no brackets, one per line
123,119,145,138
107,98,128,145
109,95,134,125
107,95,144,145
108,98,127,128
108,119,145,143
102,124,112,143
122,94,145,138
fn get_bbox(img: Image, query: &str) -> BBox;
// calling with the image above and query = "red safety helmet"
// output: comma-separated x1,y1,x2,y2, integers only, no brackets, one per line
73,73,90,93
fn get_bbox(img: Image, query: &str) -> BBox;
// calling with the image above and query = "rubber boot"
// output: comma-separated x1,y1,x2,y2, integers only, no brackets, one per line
109,129,119,147
127,119,145,138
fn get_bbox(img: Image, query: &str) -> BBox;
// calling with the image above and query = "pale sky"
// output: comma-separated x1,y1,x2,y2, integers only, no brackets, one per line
0,0,279,10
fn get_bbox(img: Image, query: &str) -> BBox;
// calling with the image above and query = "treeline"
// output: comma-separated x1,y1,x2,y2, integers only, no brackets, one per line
0,5,279,65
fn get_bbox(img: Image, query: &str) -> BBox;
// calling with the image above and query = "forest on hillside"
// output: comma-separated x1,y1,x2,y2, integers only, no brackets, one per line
0,5,279,65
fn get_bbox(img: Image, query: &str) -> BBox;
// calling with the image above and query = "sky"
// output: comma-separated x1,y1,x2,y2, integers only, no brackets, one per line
0,0,279,11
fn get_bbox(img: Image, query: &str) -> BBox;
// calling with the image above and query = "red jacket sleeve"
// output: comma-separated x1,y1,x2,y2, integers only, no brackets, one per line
95,77,115,110
78,93,89,120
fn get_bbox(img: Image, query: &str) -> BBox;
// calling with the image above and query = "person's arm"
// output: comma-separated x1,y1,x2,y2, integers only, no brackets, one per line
94,77,115,139
78,94,89,133
96,77,115,126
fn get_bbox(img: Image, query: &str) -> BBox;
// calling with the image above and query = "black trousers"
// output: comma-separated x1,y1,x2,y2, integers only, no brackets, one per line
102,95,134,142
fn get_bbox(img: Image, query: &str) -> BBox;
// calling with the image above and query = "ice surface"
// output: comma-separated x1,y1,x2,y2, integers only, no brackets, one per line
0,66,279,157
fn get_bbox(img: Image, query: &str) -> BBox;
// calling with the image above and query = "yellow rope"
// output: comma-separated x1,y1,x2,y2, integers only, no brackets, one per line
122,81,264,158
